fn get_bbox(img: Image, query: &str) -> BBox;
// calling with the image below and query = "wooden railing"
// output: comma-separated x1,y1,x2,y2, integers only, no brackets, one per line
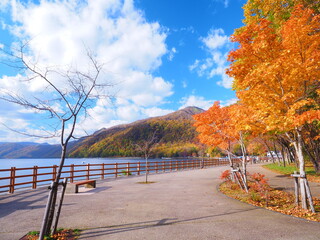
0,157,271,194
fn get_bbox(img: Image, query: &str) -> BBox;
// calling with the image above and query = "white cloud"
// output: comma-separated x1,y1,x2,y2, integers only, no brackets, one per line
189,59,199,72
143,107,173,118
201,29,229,50
212,0,229,8
0,0,174,143
0,0,9,10
179,95,215,110
168,47,177,61
190,28,233,89
182,80,187,88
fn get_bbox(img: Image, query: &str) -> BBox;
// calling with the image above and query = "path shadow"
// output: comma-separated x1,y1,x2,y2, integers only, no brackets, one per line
80,208,258,239
0,187,50,218
0,186,79,218
275,175,290,178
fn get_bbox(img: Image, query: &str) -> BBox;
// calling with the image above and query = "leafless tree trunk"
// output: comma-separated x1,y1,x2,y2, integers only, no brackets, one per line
0,44,112,239
134,130,160,183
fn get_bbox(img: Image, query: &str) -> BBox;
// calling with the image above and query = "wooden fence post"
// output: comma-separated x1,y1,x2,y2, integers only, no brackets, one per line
170,161,172,172
86,163,90,180
32,166,38,189
115,163,118,178
137,162,140,175
70,164,74,183
127,162,130,176
9,167,16,194
156,162,158,173
53,165,57,181
163,161,165,172
101,163,105,180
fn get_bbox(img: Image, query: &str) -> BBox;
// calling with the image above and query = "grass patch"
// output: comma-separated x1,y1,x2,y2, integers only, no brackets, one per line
21,229,81,240
263,163,320,183
220,178,320,222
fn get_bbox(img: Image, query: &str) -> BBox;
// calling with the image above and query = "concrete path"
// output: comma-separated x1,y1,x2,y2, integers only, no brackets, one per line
0,164,320,240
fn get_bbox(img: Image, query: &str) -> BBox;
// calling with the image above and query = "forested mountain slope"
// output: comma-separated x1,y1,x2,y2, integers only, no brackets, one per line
69,106,204,158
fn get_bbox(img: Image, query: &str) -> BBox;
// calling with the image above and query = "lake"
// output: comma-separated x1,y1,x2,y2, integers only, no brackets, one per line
0,157,148,169
0,157,183,192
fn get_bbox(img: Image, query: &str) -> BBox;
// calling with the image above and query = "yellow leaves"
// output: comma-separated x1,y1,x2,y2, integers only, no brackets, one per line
193,102,240,150
227,4,320,134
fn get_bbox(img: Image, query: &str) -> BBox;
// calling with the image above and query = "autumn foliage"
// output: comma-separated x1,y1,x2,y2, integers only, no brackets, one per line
193,102,237,151
194,2,320,211
220,170,231,181
228,5,320,134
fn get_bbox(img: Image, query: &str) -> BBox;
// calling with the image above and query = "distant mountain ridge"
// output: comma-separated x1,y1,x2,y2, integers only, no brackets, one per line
0,106,204,159
0,142,61,159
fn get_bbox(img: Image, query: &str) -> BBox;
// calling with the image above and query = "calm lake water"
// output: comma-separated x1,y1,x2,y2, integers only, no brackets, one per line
0,157,148,169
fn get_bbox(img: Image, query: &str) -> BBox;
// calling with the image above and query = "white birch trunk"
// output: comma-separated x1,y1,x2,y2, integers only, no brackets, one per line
292,129,307,209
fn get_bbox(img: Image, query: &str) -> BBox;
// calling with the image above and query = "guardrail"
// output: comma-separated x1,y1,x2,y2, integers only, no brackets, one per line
0,157,270,194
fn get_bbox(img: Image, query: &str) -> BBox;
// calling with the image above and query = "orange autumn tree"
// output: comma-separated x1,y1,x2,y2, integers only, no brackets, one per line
193,102,236,166
242,0,320,26
193,102,249,190
227,5,320,211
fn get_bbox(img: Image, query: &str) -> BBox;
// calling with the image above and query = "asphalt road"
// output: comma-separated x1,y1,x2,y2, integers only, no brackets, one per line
0,164,319,240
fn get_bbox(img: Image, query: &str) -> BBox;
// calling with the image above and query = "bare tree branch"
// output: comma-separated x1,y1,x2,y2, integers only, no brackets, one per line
0,42,115,239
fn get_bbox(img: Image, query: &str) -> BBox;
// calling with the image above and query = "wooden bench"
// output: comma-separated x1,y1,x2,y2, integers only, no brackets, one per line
66,180,96,193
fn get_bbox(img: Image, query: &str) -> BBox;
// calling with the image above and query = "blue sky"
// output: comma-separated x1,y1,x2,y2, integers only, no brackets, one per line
0,0,247,143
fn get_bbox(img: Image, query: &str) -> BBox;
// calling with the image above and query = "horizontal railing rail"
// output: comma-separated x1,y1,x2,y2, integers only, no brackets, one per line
0,156,271,194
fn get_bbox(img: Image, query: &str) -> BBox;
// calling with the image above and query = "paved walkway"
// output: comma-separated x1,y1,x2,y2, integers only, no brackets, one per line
0,164,320,240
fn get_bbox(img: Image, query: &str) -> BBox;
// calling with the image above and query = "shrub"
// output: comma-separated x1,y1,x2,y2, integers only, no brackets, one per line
220,170,231,181
250,192,262,202
121,170,132,176
249,173,269,193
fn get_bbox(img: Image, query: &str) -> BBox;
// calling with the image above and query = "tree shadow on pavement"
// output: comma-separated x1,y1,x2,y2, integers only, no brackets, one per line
0,189,49,218
79,208,258,239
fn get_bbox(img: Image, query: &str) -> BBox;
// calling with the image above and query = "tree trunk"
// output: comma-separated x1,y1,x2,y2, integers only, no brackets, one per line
262,139,275,163
145,157,148,183
292,129,314,210
302,123,320,174
226,147,235,182
273,142,281,163
239,132,248,192
39,144,68,239
302,138,320,174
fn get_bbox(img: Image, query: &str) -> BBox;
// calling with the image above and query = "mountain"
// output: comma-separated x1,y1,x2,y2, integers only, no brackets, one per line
68,106,204,158
0,142,61,158
0,106,204,159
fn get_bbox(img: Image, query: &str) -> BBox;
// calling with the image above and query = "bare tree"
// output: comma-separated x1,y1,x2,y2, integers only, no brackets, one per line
134,129,160,183
0,44,113,239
